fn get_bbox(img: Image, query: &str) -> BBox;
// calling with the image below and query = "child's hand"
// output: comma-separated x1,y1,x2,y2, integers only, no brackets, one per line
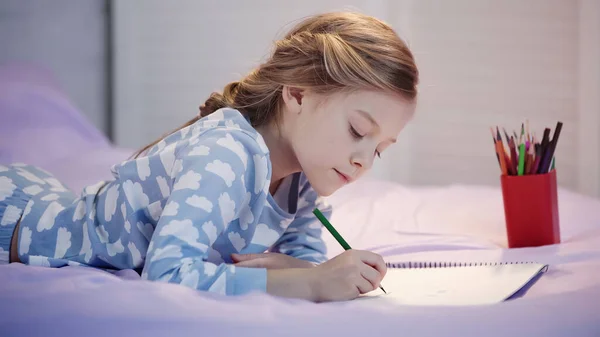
308,250,387,302
231,253,315,269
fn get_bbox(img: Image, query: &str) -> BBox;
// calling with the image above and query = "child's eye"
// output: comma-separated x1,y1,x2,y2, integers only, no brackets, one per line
349,125,363,140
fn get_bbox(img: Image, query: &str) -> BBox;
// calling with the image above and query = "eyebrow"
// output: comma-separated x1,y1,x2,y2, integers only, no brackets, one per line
355,109,397,143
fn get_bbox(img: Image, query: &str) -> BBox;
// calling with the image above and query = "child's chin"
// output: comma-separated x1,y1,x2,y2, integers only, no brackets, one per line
303,170,343,197
311,182,338,197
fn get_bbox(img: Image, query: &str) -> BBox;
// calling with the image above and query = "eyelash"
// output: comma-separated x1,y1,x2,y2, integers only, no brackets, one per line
349,125,363,140
349,125,381,158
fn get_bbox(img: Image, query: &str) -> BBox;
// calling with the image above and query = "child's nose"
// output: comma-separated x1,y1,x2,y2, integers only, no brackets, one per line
351,152,374,171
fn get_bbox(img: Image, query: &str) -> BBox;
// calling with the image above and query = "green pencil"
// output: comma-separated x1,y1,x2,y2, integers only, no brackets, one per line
312,208,387,294
517,127,526,176
517,142,526,175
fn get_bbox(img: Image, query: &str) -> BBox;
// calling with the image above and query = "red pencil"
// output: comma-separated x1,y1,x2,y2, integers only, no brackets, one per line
509,137,518,175
531,144,542,174
494,128,508,175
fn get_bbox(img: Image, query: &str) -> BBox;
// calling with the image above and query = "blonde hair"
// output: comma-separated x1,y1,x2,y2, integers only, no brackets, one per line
133,11,418,158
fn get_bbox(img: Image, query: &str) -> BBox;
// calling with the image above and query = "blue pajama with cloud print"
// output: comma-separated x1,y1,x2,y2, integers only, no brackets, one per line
0,108,329,295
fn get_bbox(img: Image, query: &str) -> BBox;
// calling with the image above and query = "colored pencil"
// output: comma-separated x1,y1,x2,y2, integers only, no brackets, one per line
509,137,518,175
312,208,387,294
491,128,500,165
537,128,552,174
491,122,562,176
517,131,526,176
495,130,509,175
540,122,563,173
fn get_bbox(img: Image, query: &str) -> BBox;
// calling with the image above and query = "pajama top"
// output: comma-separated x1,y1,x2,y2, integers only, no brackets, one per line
9,108,330,295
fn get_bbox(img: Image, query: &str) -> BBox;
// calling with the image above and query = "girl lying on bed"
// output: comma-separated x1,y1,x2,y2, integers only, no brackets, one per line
0,11,418,302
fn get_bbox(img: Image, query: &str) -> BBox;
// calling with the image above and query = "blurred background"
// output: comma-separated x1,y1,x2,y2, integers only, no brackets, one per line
1,0,599,197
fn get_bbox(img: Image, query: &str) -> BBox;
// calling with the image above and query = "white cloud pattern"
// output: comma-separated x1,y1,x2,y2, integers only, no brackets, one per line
80,222,92,262
107,238,125,256
189,145,210,156
23,184,43,196
16,170,45,184
54,227,72,258
72,200,85,221
41,193,59,201
173,170,202,191
185,195,213,212
20,227,32,254
128,241,143,267
137,221,154,242
253,154,268,194
238,192,254,230
45,178,65,190
216,134,247,168
37,202,65,232
122,181,149,210
146,201,162,222
206,160,235,187
250,223,280,247
136,157,151,181
171,159,184,179
162,201,179,216
96,224,110,244
104,184,120,221
228,232,246,252
0,177,16,201
159,143,176,174
156,176,170,198
202,221,218,245
0,205,21,226
218,193,236,225
204,262,217,276
159,219,207,252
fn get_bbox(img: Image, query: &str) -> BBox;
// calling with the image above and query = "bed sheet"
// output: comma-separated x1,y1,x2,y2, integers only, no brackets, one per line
1,248,599,337
2,178,599,337
1,64,599,336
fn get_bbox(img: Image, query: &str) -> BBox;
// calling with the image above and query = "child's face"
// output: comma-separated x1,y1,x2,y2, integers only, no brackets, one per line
286,89,415,196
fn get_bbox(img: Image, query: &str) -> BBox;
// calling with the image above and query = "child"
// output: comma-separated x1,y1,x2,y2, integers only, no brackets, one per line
0,11,418,302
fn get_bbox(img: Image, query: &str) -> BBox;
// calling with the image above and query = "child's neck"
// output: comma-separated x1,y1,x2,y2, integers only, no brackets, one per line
255,122,300,194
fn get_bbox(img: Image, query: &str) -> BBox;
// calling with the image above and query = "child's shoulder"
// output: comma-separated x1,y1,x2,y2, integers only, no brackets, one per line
150,108,270,158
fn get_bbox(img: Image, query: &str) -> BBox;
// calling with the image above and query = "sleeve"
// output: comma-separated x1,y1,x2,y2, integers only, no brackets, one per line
141,130,270,296
269,174,329,264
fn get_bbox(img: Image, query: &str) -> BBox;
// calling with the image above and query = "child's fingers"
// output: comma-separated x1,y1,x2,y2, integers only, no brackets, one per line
231,253,267,262
355,251,387,277
359,263,381,291
234,257,276,268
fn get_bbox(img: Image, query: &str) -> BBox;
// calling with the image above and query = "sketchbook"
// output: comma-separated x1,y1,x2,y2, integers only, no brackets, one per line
356,261,549,306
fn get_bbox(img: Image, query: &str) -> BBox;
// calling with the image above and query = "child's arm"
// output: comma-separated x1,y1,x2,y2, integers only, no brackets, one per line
268,174,328,264
141,129,269,296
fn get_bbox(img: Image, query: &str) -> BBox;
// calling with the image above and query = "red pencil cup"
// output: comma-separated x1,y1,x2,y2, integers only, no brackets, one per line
500,169,561,248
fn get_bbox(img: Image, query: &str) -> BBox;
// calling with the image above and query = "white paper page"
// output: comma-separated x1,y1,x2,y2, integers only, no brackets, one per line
355,264,547,306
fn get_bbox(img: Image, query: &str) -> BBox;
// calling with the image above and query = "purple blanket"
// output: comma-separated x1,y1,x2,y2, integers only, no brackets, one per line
0,262,598,337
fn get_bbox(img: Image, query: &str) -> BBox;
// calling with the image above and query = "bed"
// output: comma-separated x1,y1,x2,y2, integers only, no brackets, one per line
1,65,599,337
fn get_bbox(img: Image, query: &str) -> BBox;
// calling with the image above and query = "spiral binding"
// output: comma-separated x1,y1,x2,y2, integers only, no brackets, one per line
385,261,537,269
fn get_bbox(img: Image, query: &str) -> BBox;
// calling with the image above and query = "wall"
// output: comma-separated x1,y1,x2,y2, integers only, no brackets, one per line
109,0,600,196
0,0,109,134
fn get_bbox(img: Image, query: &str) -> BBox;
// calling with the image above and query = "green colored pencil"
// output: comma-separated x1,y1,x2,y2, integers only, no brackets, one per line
517,142,526,175
517,125,527,175
312,208,387,294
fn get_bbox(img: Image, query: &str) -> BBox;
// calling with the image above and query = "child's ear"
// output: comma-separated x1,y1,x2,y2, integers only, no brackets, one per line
282,85,304,114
